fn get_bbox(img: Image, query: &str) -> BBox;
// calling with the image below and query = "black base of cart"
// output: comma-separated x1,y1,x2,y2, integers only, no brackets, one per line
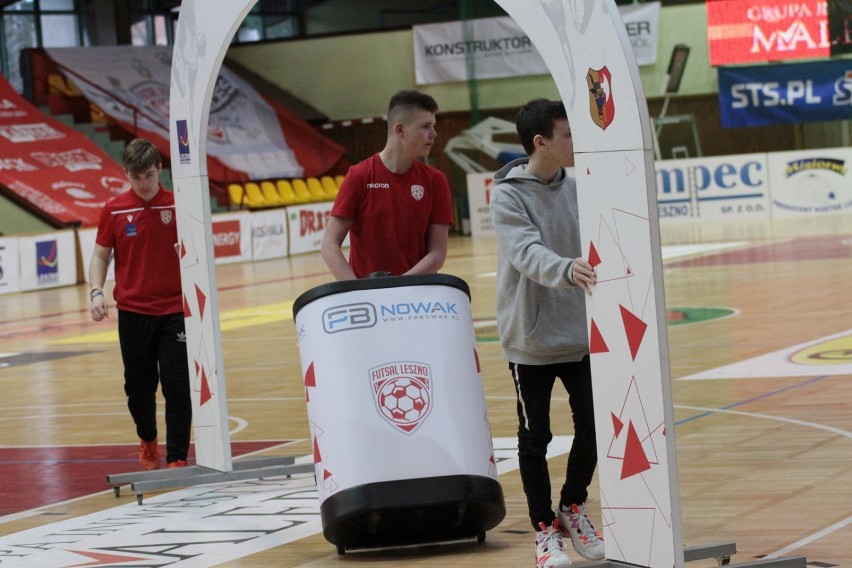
321,474,505,554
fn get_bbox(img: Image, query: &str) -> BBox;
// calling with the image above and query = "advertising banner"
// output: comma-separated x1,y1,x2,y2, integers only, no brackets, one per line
250,208,289,261
211,211,251,264
17,230,77,291
413,5,660,85
0,74,130,227
45,46,345,182
706,0,831,65
767,147,852,217
287,201,336,256
656,153,770,221
466,172,495,237
718,60,852,127
0,237,21,295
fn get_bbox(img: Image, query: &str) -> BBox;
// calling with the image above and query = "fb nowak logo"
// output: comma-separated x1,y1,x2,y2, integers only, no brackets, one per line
177,119,190,164
322,303,377,333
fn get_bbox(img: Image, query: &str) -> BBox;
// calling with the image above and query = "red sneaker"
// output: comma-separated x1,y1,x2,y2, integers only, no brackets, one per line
167,460,188,469
139,438,160,470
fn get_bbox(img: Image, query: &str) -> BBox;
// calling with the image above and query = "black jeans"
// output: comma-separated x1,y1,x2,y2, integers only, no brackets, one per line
510,356,597,529
118,310,192,463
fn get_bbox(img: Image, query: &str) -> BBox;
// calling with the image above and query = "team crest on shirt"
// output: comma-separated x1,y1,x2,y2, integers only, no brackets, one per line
410,185,424,201
161,210,173,224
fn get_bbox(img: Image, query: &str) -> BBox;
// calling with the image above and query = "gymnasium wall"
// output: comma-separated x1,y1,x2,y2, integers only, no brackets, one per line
227,4,713,121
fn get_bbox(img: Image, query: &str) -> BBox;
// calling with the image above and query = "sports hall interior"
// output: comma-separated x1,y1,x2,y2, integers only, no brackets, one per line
0,1,850,567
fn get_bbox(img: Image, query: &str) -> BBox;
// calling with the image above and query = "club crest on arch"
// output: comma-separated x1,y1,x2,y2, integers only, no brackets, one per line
587,66,615,130
370,361,432,434
160,210,173,224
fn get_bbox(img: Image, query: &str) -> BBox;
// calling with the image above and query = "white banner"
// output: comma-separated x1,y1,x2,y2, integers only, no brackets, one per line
46,46,303,180
620,1,660,67
0,236,21,295
287,201,334,256
17,230,77,291
211,211,252,265
767,147,852,218
250,208,289,261
466,172,495,237
656,153,770,221
413,6,660,85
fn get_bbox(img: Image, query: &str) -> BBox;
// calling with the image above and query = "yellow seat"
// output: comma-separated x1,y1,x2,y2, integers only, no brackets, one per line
260,180,286,206
243,182,271,208
291,178,313,203
306,177,327,201
320,175,339,199
278,179,309,204
335,174,346,188
228,183,245,209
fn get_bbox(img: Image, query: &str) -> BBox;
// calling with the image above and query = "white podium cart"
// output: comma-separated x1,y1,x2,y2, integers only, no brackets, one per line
293,274,505,553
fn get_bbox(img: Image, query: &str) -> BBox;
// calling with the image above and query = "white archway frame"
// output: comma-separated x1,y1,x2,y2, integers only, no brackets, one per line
169,1,683,565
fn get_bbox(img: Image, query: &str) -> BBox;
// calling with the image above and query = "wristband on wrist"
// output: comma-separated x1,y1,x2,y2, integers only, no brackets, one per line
90,288,104,301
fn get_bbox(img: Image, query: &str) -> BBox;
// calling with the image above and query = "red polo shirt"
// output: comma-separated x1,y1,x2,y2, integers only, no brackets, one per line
331,155,453,277
95,188,183,315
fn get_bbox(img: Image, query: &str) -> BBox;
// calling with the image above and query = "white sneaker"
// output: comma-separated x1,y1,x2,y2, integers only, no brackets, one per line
535,520,572,567
557,502,605,560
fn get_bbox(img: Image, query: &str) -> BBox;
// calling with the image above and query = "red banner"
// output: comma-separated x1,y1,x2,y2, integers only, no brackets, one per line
0,74,129,227
706,1,831,66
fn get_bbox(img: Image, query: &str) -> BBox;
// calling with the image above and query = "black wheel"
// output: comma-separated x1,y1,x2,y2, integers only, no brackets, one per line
337,544,346,555
136,493,144,505
477,531,486,544
113,486,120,497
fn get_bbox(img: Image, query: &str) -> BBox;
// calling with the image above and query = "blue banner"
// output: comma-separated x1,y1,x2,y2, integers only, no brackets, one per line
718,60,852,128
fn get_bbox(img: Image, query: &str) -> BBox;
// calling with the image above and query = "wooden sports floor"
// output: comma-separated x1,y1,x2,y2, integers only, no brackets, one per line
1,214,850,567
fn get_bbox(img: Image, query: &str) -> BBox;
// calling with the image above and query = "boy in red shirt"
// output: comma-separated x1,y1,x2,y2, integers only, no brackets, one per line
89,138,191,470
321,90,453,279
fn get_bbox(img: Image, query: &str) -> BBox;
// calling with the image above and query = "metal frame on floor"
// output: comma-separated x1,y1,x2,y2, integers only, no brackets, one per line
107,456,314,505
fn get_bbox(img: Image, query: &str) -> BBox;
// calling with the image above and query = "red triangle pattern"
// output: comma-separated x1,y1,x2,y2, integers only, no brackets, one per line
619,305,648,361
588,241,601,268
194,360,200,376
323,469,333,480
67,549,149,565
180,240,187,258
589,319,609,354
474,349,481,373
621,420,652,479
611,412,624,437
586,166,591,175
195,284,207,321
183,294,192,318
304,362,316,387
199,367,212,406
304,362,315,402
313,436,322,463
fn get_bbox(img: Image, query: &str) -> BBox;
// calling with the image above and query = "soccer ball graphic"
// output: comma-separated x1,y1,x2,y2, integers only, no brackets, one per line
377,376,430,430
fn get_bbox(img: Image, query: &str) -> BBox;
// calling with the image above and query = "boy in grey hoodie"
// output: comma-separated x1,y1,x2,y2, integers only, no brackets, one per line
490,99,603,567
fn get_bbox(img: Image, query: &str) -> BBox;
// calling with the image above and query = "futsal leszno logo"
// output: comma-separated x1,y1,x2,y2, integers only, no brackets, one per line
370,362,432,434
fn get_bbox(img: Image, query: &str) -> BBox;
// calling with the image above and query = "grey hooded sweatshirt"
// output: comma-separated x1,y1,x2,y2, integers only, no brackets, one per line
490,157,589,365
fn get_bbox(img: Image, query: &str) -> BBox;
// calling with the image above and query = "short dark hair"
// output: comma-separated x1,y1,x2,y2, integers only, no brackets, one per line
387,90,438,125
515,99,568,156
122,138,161,175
